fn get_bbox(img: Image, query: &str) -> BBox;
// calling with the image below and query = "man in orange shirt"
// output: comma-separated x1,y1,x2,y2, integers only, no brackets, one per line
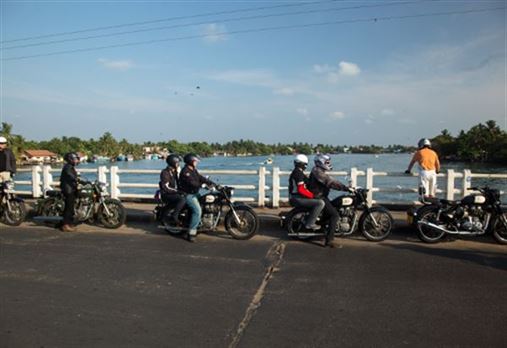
405,138,441,199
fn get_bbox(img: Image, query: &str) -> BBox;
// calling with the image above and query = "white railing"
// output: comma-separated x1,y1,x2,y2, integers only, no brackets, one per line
13,165,507,207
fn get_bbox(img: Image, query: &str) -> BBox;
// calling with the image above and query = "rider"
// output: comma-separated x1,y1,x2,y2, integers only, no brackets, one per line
0,136,16,183
178,153,215,242
308,154,349,248
60,152,81,232
159,154,186,224
288,154,325,230
405,138,440,200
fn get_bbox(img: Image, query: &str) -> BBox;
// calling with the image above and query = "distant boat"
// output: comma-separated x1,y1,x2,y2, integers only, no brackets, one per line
126,155,134,161
264,158,273,165
117,155,126,161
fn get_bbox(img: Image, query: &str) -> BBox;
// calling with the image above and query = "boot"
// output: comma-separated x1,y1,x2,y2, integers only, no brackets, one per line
60,224,76,232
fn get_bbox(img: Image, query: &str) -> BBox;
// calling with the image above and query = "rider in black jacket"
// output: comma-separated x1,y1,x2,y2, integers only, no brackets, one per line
178,153,215,241
60,152,81,232
308,154,349,248
159,154,186,223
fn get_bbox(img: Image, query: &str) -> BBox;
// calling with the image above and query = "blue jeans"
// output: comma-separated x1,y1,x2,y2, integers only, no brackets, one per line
186,194,202,232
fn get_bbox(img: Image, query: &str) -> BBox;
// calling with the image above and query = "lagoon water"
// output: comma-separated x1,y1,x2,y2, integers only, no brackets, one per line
17,154,507,202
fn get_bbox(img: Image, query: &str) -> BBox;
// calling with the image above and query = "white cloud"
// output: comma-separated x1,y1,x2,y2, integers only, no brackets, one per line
202,23,228,43
273,88,295,96
330,111,346,120
338,61,361,76
296,108,308,115
381,108,395,116
313,64,333,74
97,58,134,71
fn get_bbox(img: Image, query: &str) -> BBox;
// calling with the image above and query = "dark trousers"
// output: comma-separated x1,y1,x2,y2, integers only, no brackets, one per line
322,197,339,243
62,192,76,225
162,193,186,220
289,196,325,227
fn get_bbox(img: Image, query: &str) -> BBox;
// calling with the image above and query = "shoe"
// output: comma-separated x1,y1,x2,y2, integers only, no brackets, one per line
60,224,76,232
305,224,320,231
325,240,340,248
186,229,197,243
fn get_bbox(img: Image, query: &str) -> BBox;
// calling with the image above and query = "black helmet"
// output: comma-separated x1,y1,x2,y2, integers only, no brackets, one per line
183,153,200,166
166,154,181,168
64,152,79,164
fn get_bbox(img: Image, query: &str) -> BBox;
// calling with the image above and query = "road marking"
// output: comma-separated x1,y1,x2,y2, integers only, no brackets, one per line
228,240,286,348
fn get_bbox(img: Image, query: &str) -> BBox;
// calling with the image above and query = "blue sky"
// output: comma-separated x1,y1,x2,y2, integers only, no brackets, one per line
1,0,505,145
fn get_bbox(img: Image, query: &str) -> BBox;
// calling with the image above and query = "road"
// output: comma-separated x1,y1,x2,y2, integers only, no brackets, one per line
1,217,506,347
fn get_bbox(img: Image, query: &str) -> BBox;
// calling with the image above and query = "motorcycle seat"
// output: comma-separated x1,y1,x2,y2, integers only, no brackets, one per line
439,199,460,205
45,190,62,197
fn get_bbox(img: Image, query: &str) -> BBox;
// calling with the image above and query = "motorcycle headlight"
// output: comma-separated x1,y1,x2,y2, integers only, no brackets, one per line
98,182,109,194
229,189,234,197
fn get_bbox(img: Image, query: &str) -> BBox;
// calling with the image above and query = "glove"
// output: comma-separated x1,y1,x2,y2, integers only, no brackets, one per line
404,170,411,174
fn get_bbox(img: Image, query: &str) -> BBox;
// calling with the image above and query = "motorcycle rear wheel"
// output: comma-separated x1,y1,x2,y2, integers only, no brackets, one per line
2,200,26,226
286,209,316,240
492,212,507,245
416,206,445,243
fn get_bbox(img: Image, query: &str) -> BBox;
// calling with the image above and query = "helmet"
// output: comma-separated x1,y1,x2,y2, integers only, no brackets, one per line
0,136,7,144
166,154,181,168
314,154,332,171
64,152,80,164
418,138,431,149
183,153,200,166
294,154,309,169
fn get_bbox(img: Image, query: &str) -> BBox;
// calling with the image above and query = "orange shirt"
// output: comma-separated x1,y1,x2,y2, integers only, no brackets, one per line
411,148,440,171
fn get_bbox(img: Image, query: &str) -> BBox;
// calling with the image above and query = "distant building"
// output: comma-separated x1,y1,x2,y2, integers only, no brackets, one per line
21,150,58,164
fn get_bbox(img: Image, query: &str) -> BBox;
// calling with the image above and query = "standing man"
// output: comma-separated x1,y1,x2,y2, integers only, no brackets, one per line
60,152,80,232
178,153,215,242
405,138,441,200
0,136,16,183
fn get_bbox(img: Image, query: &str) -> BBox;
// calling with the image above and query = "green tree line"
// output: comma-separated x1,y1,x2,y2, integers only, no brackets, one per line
1,120,505,163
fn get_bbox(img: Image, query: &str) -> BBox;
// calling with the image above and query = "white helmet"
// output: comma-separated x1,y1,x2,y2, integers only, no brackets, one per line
294,154,309,169
0,136,7,144
418,138,431,149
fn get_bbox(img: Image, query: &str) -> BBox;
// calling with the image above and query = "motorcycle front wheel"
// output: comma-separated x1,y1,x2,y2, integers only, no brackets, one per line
225,206,259,240
98,199,126,229
492,212,507,245
2,199,26,226
359,207,393,241
416,206,445,243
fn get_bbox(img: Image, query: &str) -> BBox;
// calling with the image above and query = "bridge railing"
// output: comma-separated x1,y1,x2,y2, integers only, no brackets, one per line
12,165,506,207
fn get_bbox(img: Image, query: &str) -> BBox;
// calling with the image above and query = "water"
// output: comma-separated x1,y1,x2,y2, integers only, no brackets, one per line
16,154,507,202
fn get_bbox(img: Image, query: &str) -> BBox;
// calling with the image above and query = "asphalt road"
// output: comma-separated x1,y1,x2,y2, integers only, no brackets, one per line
1,219,506,348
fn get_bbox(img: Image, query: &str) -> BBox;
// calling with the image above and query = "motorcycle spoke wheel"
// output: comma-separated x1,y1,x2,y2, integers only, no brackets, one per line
360,209,393,241
492,213,507,244
225,208,258,240
2,200,26,226
287,211,315,240
99,201,126,229
417,208,445,243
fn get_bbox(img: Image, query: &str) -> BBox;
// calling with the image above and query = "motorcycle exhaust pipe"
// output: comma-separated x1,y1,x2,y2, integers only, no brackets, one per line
33,216,63,223
417,221,483,235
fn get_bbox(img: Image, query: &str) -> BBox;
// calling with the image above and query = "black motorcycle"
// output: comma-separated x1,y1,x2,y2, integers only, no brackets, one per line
35,180,126,229
409,186,507,244
0,180,26,226
154,185,259,240
280,187,394,242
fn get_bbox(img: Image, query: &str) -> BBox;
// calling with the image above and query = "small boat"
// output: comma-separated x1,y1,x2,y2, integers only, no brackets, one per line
126,155,134,161
264,157,273,165
117,155,126,161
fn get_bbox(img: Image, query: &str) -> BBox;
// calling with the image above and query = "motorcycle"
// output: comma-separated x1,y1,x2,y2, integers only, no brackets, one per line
154,185,259,240
35,180,126,229
0,180,26,226
280,187,394,242
408,186,507,244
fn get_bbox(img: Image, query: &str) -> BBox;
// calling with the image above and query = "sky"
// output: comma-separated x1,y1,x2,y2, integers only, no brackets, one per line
1,0,505,146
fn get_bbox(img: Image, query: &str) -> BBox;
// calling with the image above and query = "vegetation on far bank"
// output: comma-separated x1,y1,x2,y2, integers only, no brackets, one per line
1,120,506,164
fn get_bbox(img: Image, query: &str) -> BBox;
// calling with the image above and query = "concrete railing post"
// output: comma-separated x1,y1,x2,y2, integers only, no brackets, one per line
350,167,358,188
98,166,108,183
31,165,42,198
42,165,54,193
258,166,266,207
366,168,374,205
462,169,472,197
272,167,280,208
110,166,121,199
446,169,455,200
